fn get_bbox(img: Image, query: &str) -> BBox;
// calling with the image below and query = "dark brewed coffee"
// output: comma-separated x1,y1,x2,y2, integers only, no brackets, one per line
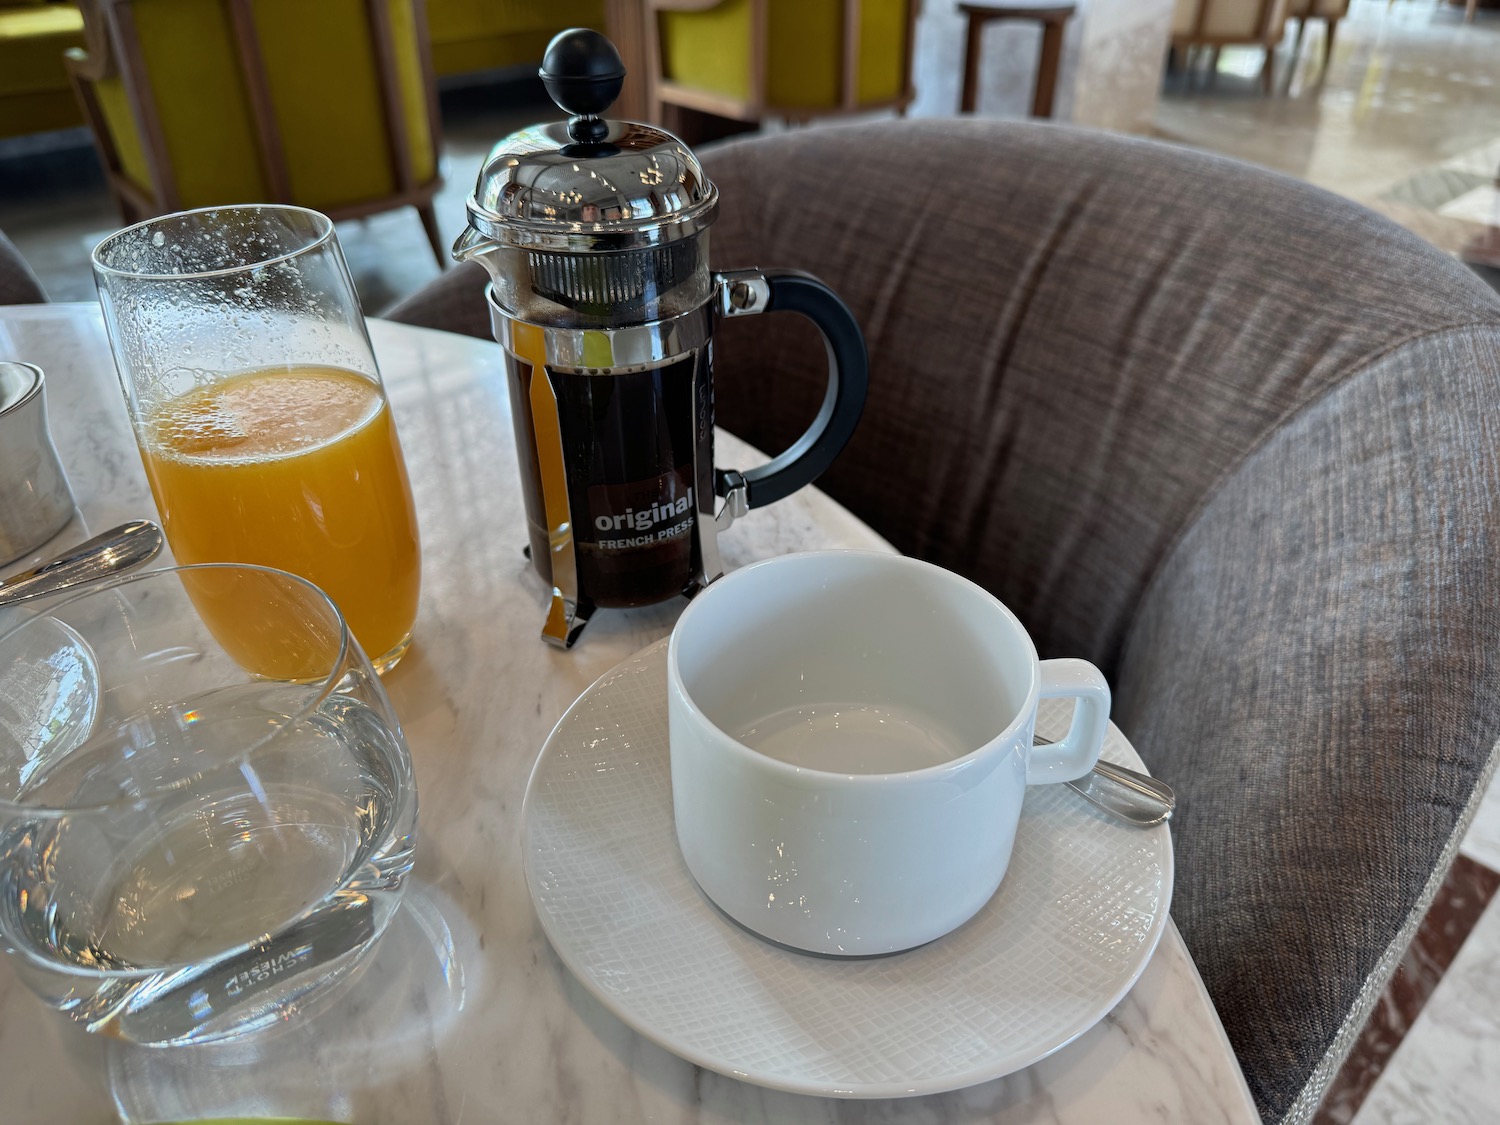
506,353,704,607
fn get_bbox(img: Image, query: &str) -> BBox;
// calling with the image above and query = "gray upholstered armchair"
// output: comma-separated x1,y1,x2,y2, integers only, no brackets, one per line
0,231,45,305
386,119,1500,1122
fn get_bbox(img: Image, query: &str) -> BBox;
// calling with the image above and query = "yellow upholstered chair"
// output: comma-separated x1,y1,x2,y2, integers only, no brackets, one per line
644,0,917,126
65,0,445,263
0,1,86,139
422,0,606,78
1171,0,1292,94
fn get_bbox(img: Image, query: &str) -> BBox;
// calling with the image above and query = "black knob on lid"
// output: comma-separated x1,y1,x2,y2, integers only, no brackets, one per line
540,28,626,146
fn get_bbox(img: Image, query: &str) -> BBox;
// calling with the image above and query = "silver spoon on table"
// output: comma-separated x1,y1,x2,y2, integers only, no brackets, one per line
1035,736,1176,827
0,519,165,607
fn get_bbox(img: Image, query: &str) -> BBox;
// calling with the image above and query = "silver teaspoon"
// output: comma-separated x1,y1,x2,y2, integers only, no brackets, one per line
1035,736,1176,827
0,519,165,607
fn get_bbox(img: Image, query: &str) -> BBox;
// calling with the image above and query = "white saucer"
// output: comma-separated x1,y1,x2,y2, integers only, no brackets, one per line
521,640,1173,1099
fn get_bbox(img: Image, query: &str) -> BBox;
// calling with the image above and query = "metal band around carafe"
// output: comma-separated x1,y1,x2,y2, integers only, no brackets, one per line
485,287,712,372
527,359,591,648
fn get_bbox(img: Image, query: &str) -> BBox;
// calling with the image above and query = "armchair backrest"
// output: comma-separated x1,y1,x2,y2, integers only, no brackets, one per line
648,0,916,121
68,0,439,220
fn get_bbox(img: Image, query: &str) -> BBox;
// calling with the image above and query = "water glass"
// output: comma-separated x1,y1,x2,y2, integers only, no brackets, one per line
0,564,418,1044
92,205,422,673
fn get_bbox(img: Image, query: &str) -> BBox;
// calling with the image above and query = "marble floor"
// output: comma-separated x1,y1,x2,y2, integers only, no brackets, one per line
3,3,1500,1120
1155,0,1500,281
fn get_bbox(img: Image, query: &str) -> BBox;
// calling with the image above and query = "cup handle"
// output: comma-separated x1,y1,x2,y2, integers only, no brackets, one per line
1026,659,1111,784
713,268,869,509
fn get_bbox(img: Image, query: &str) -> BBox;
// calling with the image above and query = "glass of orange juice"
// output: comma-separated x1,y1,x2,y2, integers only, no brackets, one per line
92,205,421,673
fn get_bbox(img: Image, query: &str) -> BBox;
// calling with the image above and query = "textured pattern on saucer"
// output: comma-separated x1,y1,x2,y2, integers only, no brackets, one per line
522,640,1173,1098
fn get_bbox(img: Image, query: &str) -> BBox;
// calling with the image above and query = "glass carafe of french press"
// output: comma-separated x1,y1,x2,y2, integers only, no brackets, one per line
455,29,868,648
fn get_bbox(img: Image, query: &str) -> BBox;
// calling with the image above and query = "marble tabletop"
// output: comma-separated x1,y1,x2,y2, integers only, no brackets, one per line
0,303,1259,1124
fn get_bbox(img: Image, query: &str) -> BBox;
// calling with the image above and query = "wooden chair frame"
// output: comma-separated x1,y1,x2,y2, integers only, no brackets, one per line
642,0,920,125
1287,0,1348,76
65,0,447,263
1170,0,1290,95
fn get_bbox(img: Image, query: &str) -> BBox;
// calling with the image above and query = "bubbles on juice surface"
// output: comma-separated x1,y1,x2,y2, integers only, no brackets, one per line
147,367,382,463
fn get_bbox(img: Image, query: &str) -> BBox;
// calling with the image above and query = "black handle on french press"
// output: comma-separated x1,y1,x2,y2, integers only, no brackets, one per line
721,270,869,509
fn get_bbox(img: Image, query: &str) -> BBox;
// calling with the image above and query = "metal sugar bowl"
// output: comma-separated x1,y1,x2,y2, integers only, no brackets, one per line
455,28,868,648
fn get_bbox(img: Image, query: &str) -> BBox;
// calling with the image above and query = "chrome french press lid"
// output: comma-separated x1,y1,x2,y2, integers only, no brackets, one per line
458,29,718,255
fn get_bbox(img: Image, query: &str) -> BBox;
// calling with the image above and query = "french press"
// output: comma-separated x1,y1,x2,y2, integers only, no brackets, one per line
455,29,868,648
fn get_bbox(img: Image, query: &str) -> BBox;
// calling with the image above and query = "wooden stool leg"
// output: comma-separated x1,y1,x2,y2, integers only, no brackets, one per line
1323,17,1339,71
1260,45,1274,94
961,14,984,113
1033,20,1065,118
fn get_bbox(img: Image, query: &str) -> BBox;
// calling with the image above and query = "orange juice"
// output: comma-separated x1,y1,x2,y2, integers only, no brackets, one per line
140,365,421,672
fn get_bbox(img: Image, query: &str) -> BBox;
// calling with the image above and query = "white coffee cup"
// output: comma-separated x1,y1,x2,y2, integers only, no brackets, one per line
667,550,1111,956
